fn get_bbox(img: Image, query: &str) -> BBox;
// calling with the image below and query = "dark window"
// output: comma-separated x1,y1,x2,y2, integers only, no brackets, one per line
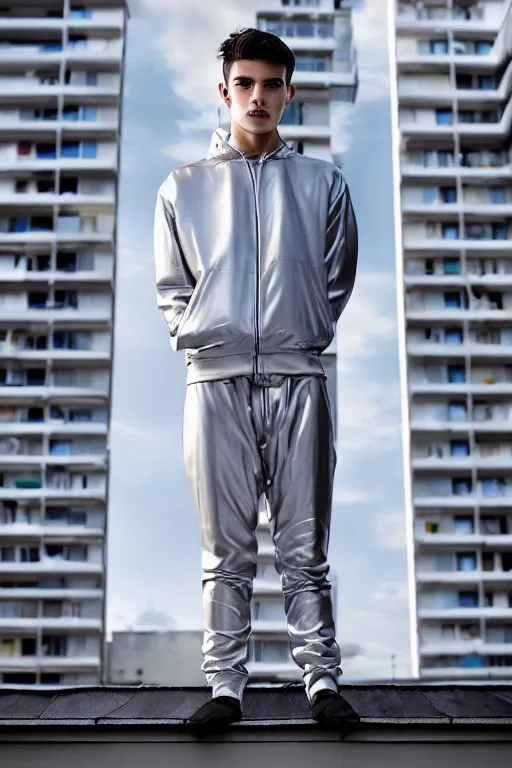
3,673,37,684
60,177,79,194
21,637,37,655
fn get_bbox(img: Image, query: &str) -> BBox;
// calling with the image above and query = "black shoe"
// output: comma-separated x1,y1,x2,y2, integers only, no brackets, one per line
186,695,242,736
311,690,360,727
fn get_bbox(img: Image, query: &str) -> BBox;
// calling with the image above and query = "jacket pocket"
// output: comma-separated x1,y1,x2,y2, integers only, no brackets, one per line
259,260,333,352
175,267,255,353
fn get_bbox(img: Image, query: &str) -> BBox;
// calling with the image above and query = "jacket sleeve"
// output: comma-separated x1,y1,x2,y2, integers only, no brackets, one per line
324,168,358,324
153,181,196,351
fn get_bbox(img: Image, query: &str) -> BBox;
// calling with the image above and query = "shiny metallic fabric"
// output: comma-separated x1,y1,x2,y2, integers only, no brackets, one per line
183,375,342,702
153,128,358,702
153,128,358,384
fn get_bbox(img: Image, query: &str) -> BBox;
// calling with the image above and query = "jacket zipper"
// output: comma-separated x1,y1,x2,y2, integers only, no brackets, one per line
245,156,266,379
219,135,282,381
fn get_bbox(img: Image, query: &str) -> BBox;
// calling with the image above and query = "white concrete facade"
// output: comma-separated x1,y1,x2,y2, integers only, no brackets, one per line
0,0,128,687
216,0,357,683
391,0,512,679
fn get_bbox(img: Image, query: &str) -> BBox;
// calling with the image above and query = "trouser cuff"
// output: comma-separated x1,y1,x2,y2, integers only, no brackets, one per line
211,673,248,702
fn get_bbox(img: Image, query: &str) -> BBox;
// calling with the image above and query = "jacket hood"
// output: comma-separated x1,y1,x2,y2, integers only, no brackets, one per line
207,127,295,161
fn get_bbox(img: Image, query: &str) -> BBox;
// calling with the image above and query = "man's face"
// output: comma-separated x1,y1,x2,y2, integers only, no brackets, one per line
219,59,295,136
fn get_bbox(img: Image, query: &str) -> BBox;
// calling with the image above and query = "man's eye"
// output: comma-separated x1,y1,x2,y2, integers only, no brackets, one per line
236,82,251,88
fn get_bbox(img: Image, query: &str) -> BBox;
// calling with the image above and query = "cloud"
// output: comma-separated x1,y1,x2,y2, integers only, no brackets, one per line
341,581,412,679
132,0,388,164
336,271,397,366
375,510,407,551
332,488,372,505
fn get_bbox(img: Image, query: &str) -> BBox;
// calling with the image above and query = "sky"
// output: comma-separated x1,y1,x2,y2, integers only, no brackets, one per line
107,0,412,680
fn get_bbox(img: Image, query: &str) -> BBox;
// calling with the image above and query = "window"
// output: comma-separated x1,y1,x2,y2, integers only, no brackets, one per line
452,478,471,495
443,258,461,275
445,329,463,345
448,364,465,383
444,292,462,309
423,187,436,204
458,591,478,607
457,553,477,571
17,142,31,156
82,106,97,121
430,40,448,55
451,440,469,457
86,72,97,86
442,223,459,239
61,142,79,158
490,188,506,204
28,292,48,309
68,36,88,49
425,521,439,534
63,106,80,121
440,187,456,203
475,41,492,55
436,109,452,125
40,43,63,53
281,101,301,126
492,224,507,240
479,75,496,90
69,7,93,19
449,403,467,421
82,142,97,158
295,55,328,72
15,180,28,193
36,143,57,159
49,440,72,456
454,517,474,534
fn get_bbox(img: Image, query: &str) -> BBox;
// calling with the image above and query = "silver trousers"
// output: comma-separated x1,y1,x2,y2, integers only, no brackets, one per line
183,374,343,702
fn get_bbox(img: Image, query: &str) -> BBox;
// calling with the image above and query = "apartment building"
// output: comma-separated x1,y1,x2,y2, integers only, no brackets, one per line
391,0,512,679
217,0,358,682
0,0,128,686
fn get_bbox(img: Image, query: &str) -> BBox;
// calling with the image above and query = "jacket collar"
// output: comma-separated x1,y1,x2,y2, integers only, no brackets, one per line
207,127,295,161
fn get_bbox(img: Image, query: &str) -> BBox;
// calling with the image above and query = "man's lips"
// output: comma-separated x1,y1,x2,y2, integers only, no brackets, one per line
248,111,269,119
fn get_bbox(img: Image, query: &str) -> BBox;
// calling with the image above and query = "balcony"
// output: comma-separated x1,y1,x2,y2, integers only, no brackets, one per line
0,347,111,364
420,665,512,679
291,68,356,88
416,570,512,586
0,487,107,502
0,617,101,631
415,533,512,549
278,124,330,140
410,419,512,435
418,605,512,621
0,40,124,67
0,454,107,468
0,560,103,574
0,587,102,601
411,454,512,471
414,494,512,508
0,654,100,671
0,307,111,325
0,523,103,539
0,423,108,437
406,342,512,359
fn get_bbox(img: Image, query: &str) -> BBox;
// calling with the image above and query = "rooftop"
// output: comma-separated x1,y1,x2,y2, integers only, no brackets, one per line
2,684,512,766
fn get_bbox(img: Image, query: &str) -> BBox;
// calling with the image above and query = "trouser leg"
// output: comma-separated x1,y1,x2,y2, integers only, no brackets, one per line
260,375,342,702
183,378,262,701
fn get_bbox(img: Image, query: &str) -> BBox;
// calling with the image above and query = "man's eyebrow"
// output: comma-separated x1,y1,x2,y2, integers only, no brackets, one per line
233,76,284,84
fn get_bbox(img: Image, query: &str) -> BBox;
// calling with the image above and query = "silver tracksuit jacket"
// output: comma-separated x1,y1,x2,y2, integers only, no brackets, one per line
153,128,358,701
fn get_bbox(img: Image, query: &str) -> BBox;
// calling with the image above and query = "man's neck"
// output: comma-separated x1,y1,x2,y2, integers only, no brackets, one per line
228,122,281,157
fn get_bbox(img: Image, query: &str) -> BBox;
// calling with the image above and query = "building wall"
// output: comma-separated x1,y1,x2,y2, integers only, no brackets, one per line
391,0,512,679
0,0,128,688
107,631,205,686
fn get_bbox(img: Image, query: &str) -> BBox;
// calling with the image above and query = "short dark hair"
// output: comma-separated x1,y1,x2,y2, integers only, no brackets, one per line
217,28,295,88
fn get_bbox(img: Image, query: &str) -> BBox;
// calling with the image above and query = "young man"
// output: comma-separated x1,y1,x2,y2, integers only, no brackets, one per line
153,28,359,734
